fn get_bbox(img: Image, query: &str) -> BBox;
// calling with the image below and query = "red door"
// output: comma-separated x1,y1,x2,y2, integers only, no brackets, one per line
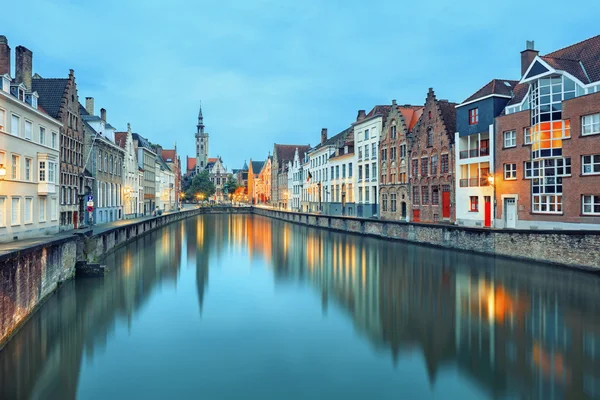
413,209,420,222
442,192,451,219
73,211,78,229
484,196,491,227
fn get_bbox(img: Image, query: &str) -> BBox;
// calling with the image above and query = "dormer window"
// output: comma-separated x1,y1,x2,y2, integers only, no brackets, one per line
25,93,38,109
18,88,24,101
1,75,10,92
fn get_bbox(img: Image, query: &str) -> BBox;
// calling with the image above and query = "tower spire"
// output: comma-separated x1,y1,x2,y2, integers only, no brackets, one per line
197,101,204,134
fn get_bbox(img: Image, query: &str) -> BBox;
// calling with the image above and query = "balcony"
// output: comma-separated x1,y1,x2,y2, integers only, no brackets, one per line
459,178,490,188
38,182,56,195
459,147,489,159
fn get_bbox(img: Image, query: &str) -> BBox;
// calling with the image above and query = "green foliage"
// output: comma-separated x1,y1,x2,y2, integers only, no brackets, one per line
223,174,239,195
185,170,215,199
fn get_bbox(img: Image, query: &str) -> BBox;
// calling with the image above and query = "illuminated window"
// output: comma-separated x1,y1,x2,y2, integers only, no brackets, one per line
525,158,570,214
582,195,600,215
469,108,478,125
469,196,478,212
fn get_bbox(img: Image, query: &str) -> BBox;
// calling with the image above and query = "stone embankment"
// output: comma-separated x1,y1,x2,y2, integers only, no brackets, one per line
253,208,600,271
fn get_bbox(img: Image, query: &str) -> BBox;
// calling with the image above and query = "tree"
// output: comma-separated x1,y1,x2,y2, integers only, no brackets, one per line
185,170,215,200
223,174,239,195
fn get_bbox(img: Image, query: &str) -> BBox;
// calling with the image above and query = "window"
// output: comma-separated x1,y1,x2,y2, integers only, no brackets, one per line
504,130,516,148
372,163,377,180
51,198,57,220
342,164,346,178
391,123,397,139
365,186,370,202
365,145,369,159
470,196,479,212
49,162,56,183
412,159,418,176
421,186,429,204
39,197,46,222
400,144,406,158
413,187,420,205
441,154,449,173
39,161,46,181
25,120,32,140
358,147,363,160
382,194,388,212
390,194,397,212
25,158,32,181
582,195,600,215
391,147,397,160
348,163,353,177
39,127,46,145
10,196,22,226
335,165,339,179
24,198,32,223
469,108,478,125
51,132,57,149
427,128,433,147
381,148,387,161
582,114,600,136
11,155,20,180
0,196,6,227
432,186,439,205
358,187,363,202
582,155,600,175
504,163,517,180
428,111,432,119
525,158,571,178
365,164,370,179
11,114,20,135
358,166,362,180
0,108,5,131
364,129,369,140
421,157,428,176
524,127,531,144
431,155,438,175
371,143,376,159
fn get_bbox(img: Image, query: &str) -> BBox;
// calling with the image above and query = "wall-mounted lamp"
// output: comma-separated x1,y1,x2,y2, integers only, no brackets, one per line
0,164,6,180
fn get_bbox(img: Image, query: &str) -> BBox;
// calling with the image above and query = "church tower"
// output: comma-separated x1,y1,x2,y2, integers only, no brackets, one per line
195,102,209,174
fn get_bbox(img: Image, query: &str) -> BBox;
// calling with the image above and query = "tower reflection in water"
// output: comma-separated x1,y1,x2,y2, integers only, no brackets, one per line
0,214,598,400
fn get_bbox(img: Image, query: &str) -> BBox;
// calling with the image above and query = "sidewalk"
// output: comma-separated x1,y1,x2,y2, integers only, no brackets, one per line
0,207,188,257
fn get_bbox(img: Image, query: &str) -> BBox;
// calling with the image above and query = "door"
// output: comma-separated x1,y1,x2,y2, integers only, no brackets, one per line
401,202,407,219
442,192,451,219
73,211,78,229
484,196,491,227
413,209,420,222
504,198,516,228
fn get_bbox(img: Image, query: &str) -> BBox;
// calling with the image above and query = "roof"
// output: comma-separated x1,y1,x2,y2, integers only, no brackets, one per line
274,144,311,165
397,106,424,132
506,83,530,106
251,161,265,174
437,100,458,136
132,133,154,151
114,132,127,148
366,105,391,119
156,155,171,172
187,157,196,171
162,149,176,162
208,157,218,163
312,127,353,152
543,34,600,83
462,79,519,103
31,78,68,119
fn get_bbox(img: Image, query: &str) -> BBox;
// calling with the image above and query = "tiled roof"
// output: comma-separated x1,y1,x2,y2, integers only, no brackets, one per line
114,132,127,148
438,100,458,136
366,105,391,119
132,133,153,151
31,78,68,119
208,157,218,163
544,34,600,83
312,127,352,151
162,149,176,162
397,106,424,132
187,157,196,171
462,79,519,103
156,155,171,172
251,161,265,174
506,83,530,106
274,144,311,165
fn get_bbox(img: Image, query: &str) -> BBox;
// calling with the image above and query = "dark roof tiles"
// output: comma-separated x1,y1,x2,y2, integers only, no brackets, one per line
462,79,519,103
31,78,68,119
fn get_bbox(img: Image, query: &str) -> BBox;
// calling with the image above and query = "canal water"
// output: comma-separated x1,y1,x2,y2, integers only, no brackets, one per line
0,214,599,399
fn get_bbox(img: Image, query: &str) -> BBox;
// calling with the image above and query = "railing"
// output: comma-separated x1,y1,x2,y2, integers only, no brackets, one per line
460,147,490,159
459,177,491,187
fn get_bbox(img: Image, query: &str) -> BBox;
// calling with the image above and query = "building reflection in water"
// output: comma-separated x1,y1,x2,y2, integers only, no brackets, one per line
0,214,598,400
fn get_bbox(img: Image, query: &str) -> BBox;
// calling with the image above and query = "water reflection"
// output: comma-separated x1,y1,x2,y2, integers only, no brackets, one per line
0,214,598,399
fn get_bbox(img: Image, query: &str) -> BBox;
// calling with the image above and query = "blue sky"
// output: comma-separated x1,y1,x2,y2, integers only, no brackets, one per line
4,0,599,169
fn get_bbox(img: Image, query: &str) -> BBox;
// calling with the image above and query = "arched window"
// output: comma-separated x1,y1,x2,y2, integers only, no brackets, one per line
391,120,397,139
427,128,433,147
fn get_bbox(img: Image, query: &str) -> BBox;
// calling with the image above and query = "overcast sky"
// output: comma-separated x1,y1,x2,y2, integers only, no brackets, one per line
4,0,599,169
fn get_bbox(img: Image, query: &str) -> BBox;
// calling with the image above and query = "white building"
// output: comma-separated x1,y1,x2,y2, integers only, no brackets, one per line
288,147,308,211
353,106,388,218
327,141,356,216
207,157,228,202
115,123,141,218
0,56,61,241
155,156,175,211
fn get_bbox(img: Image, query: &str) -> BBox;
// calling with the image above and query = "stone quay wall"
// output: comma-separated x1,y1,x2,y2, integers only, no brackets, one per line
253,208,600,271
0,206,250,349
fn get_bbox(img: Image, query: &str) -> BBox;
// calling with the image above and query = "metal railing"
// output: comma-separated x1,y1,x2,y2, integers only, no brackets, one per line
459,177,491,187
459,147,490,159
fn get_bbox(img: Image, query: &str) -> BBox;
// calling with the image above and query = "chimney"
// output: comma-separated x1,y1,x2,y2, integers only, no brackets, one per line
356,110,366,122
392,99,397,106
15,45,32,90
321,128,328,144
100,108,106,122
520,40,538,77
85,97,94,115
0,35,10,77
155,145,163,157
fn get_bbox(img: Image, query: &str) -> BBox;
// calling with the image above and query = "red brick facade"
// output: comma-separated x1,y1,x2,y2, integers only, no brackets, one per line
409,89,457,223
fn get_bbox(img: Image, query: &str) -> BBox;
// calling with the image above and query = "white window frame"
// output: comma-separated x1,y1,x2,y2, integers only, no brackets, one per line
25,157,32,181
11,154,20,180
504,130,516,148
51,197,58,220
11,113,20,136
24,120,32,140
48,162,56,183
51,131,58,149
40,126,46,145
524,127,532,144
582,113,600,136
39,197,47,222
582,195,600,215
24,197,33,224
504,163,517,180
11,197,20,225
0,107,5,132
0,197,5,227
582,154,600,176
39,160,46,182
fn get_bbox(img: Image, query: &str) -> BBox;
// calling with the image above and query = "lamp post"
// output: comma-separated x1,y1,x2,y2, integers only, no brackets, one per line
341,183,346,216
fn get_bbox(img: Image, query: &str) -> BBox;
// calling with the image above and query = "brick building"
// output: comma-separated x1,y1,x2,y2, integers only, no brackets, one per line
409,89,457,223
495,36,600,229
379,100,423,221
33,69,85,230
